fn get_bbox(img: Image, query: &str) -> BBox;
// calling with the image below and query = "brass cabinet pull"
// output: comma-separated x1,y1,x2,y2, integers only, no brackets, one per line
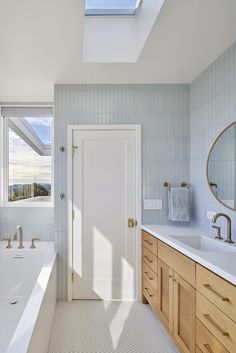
203,314,230,336
144,287,154,297
144,239,153,246
144,255,153,263
144,271,153,280
203,284,230,302
203,343,213,353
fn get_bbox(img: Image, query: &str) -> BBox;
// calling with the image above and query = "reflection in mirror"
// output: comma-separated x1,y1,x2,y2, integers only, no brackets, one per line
207,122,236,210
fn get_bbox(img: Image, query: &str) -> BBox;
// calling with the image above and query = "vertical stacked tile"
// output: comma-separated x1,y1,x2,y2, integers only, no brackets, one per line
190,41,236,237
54,83,190,299
0,207,53,241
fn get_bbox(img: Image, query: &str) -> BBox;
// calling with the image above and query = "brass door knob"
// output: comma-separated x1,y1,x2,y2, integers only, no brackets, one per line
128,218,137,228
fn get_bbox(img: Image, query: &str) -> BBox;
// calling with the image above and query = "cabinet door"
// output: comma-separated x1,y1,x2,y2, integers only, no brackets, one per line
173,273,195,353
157,259,174,332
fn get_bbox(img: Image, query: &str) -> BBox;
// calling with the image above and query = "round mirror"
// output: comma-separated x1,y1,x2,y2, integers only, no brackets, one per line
207,122,236,211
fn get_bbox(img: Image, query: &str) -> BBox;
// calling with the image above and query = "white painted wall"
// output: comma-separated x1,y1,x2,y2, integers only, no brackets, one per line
83,0,165,63
136,0,165,58
83,17,137,62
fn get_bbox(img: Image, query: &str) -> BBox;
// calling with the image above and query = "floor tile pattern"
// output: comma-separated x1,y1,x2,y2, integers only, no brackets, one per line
48,300,179,353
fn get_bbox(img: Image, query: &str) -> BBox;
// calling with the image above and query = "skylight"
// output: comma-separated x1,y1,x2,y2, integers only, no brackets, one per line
85,0,142,16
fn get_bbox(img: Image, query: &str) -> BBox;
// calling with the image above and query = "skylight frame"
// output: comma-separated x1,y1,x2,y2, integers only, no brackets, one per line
85,0,143,17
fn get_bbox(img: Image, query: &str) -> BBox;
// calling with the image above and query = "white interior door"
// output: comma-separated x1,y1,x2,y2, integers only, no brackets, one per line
72,128,138,300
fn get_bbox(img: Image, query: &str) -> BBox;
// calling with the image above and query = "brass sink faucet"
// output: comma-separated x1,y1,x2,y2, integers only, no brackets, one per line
16,225,24,249
212,213,234,244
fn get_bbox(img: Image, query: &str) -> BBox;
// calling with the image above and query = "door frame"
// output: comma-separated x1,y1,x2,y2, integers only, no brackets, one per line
67,124,142,301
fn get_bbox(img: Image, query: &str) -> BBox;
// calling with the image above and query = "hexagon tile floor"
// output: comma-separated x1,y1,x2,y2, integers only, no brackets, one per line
48,301,179,353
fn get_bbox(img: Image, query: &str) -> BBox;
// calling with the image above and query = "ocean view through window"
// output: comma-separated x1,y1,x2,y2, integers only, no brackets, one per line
8,116,52,203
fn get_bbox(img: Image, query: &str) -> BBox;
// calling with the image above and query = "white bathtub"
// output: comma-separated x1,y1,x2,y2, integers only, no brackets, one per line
0,241,57,353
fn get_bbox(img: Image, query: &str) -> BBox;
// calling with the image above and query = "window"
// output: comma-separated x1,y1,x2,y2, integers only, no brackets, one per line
85,0,142,16
1,107,53,206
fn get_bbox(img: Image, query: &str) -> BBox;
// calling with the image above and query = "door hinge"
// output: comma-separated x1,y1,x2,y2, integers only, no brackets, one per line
72,145,78,156
72,209,75,219
72,272,74,282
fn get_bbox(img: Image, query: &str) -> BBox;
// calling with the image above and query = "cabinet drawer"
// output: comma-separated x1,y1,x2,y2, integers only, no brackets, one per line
142,231,158,256
142,261,157,290
158,241,195,287
196,319,229,353
143,247,158,274
143,277,157,311
196,292,236,353
196,264,236,323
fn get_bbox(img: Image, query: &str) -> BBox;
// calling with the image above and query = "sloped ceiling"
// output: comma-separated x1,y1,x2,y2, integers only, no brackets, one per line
83,0,165,63
0,0,236,101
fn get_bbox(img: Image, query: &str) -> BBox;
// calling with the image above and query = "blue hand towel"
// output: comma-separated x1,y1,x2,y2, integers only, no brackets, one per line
168,187,190,222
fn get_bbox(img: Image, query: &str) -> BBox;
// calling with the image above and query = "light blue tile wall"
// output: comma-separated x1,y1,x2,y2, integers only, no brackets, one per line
0,207,54,241
54,84,190,299
190,41,236,238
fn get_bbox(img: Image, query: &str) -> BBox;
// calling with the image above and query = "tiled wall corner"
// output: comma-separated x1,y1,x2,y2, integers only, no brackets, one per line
190,41,236,237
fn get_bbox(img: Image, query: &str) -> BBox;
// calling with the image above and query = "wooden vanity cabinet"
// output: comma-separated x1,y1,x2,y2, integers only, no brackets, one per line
158,259,195,353
196,264,236,323
142,231,196,353
196,318,229,353
158,240,196,287
157,259,173,332
142,229,236,353
173,272,196,353
142,231,158,312
195,347,203,353
196,264,236,353
158,239,196,353
142,230,158,256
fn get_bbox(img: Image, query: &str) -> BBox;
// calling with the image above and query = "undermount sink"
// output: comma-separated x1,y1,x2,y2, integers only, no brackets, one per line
170,235,236,253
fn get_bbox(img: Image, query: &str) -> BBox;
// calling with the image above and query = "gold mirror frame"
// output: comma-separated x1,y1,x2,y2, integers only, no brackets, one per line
206,121,236,212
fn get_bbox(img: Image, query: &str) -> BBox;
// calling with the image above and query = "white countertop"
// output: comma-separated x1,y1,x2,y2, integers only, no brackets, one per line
142,225,236,286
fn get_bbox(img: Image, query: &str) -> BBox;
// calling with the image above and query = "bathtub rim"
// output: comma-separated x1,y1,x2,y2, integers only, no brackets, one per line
5,251,57,353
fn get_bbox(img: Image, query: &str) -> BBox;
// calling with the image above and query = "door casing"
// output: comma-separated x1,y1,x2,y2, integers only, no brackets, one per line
67,125,141,301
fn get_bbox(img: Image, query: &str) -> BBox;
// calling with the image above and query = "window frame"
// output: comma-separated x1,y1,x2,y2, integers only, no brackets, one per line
0,105,54,208
84,0,143,17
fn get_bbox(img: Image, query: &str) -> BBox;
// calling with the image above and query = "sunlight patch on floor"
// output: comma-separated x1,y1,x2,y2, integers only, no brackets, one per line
109,301,133,349
48,300,179,353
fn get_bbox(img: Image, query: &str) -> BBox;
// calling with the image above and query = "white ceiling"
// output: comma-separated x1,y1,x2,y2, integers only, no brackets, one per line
0,0,236,102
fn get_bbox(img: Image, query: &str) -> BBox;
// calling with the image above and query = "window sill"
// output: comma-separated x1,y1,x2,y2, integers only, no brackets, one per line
1,202,54,208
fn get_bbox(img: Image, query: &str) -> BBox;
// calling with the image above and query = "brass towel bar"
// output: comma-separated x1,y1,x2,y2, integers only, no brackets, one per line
164,182,189,190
